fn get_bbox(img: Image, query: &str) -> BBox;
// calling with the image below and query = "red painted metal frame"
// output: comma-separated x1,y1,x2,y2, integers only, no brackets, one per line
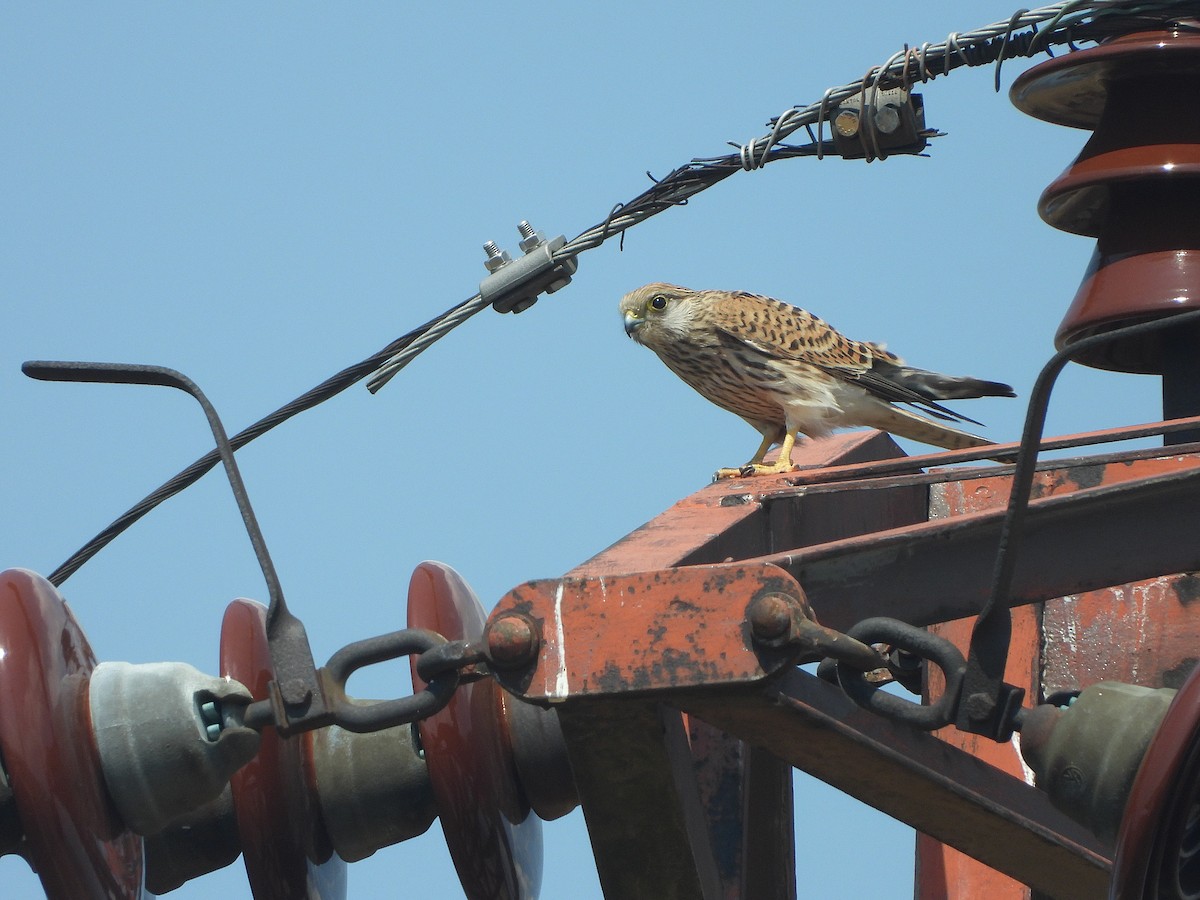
486,427,1200,898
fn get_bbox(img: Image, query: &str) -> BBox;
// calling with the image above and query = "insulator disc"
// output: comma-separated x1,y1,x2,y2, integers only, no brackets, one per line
220,599,347,900
1112,663,1200,900
407,561,543,900
0,569,143,899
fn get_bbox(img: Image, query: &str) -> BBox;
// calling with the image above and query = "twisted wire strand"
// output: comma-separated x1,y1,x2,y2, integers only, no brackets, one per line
365,295,489,392
47,0,1194,584
46,301,472,584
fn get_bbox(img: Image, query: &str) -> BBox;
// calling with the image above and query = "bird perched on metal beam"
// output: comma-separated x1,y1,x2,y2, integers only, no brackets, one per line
619,283,1015,478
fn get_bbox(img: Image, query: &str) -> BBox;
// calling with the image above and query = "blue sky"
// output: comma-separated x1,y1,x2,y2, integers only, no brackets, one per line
2,4,1161,898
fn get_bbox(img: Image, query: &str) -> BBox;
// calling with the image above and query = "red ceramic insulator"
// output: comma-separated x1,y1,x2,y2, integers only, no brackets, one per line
407,561,543,900
220,599,347,900
1110,657,1200,899
1011,28,1200,373
0,569,144,899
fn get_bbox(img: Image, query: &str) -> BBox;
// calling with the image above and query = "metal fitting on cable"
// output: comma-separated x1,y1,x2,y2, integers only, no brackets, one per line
830,88,928,160
480,220,578,314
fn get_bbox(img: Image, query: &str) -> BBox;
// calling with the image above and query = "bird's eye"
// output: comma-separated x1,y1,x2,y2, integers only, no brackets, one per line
649,295,667,311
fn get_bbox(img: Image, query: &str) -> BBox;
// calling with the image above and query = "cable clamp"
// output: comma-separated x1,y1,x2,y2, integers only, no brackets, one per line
480,221,578,314
830,87,928,160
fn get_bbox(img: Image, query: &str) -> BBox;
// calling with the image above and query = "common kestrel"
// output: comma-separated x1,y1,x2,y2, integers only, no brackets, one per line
619,283,1015,478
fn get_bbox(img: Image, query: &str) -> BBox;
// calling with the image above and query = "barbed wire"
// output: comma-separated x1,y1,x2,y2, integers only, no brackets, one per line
43,0,1198,585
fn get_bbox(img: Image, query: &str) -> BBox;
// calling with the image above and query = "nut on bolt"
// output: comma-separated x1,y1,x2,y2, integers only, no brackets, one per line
486,612,541,669
517,220,545,254
748,593,797,643
483,240,511,273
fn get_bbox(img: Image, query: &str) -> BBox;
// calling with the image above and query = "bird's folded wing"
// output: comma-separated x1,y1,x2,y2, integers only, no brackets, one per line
712,316,983,427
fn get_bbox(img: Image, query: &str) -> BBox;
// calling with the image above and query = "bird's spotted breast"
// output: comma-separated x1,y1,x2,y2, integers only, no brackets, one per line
654,337,796,426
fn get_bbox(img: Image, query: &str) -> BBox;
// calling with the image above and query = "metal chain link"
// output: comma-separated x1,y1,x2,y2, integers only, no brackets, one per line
835,618,967,731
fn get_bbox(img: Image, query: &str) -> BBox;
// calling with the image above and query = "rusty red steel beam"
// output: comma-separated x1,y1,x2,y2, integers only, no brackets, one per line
530,431,1200,897
571,431,910,578
676,670,1112,900
574,432,1200,633
778,415,1200,486
491,566,803,702
757,453,1200,631
685,720,796,900
486,568,1111,898
574,425,1200,587
558,437,902,900
553,699,724,900
491,567,802,894
771,436,1200,499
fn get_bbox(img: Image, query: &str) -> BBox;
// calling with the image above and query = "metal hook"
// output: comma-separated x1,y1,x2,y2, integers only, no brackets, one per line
961,306,1200,740
23,361,284,610
22,360,329,732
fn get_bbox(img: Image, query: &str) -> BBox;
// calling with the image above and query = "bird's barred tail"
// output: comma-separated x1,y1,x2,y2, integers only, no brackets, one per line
856,404,996,452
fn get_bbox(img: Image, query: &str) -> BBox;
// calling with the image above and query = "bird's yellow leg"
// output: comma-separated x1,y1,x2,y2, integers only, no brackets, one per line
715,432,797,479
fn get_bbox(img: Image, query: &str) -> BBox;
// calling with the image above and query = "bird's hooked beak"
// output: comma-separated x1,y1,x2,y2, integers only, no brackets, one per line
623,309,644,338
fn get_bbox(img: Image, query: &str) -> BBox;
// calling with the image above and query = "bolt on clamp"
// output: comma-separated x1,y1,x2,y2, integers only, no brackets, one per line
481,220,578,314
830,88,928,160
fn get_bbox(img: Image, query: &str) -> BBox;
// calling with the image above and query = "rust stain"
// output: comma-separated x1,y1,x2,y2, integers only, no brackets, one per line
916,456,1200,900
487,565,805,700
1044,573,1200,693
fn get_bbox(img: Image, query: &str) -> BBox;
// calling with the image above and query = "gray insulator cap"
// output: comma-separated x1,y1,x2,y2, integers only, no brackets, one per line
309,721,436,862
143,786,240,894
89,661,260,837
1020,681,1176,844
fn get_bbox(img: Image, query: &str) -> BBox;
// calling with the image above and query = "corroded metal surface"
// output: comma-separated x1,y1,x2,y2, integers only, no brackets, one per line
682,669,1111,900
571,430,912,575
1043,576,1200,695
489,564,805,701
555,699,724,900
917,451,1200,898
531,434,907,900
490,420,1200,897
760,453,1200,631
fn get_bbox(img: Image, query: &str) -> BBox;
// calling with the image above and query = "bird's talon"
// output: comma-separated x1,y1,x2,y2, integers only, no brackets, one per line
713,462,795,479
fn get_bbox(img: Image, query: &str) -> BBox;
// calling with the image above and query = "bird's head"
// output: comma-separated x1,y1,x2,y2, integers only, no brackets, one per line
619,283,696,348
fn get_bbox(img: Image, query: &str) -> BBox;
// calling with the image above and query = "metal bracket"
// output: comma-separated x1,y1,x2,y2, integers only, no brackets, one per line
830,88,927,160
480,220,578,314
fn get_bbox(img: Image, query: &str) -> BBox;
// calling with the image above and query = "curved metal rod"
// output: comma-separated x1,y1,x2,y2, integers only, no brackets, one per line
22,360,328,729
22,360,287,616
964,306,1200,738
